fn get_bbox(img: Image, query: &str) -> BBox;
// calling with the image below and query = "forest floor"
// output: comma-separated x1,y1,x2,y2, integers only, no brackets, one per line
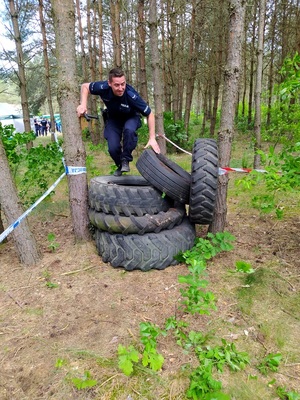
0,138,299,400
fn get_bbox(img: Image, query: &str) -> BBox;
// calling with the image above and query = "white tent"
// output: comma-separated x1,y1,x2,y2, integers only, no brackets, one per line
0,102,22,115
0,103,34,133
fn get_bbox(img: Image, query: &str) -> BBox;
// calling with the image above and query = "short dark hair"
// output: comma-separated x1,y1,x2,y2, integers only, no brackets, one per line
108,68,125,82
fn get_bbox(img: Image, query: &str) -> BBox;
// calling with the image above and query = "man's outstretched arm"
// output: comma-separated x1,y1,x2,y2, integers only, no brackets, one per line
145,112,160,153
76,83,90,117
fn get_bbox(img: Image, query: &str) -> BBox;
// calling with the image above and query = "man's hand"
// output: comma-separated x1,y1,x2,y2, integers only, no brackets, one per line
145,138,161,154
76,104,87,118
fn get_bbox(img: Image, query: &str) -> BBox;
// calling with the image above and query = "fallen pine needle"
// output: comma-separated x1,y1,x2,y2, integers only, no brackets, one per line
60,265,98,276
98,373,120,388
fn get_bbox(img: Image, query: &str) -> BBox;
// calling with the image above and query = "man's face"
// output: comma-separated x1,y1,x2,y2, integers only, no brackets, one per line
108,76,126,96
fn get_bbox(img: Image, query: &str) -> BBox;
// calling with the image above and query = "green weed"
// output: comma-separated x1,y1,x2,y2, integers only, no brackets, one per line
47,232,59,252
69,370,97,390
257,352,282,375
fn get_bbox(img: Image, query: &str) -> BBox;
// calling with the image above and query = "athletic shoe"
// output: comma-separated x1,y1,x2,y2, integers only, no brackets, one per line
113,167,122,176
121,160,130,172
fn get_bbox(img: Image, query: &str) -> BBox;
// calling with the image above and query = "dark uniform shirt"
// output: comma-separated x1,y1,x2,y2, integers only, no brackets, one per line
89,81,151,119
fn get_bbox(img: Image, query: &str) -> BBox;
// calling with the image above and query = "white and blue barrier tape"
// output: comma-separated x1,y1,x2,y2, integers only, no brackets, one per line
0,172,66,243
65,166,87,175
0,132,87,243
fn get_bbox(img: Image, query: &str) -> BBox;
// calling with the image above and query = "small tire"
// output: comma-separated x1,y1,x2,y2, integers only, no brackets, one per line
89,175,171,216
95,218,196,271
89,206,186,235
189,139,219,224
136,149,190,204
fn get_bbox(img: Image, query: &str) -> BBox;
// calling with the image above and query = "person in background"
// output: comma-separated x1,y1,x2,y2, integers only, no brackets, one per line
76,67,160,176
33,118,41,137
40,117,48,136
55,119,61,133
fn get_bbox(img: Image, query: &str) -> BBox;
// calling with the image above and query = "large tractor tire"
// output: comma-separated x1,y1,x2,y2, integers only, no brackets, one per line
94,218,196,271
136,149,191,204
89,206,186,235
89,175,171,216
189,139,219,224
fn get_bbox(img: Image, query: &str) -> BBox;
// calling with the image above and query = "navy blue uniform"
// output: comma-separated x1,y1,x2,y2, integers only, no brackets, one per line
89,81,151,166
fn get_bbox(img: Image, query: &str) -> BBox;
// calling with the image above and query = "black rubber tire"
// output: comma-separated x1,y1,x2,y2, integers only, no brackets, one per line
89,175,172,216
189,139,219,224
89,206,186,235
95,217,196,271
156,153,191,181
136,149,191,204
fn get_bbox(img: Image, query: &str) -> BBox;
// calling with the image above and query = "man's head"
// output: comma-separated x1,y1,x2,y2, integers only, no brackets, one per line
108,68,126,97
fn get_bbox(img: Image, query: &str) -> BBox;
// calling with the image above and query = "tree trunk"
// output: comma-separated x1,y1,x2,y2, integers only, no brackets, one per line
8,0,32,149
110,0,122,68
97,0,104,78
149,0,166,154
184,0,200,133
137,0,148,102
85,0,101,145
210,0,225,137
0,204,7,243
247,1,257,127
210,0,246,234
38,0,56,142
51,0,90,242
253,0,266,168
266,0,277,127
76,0,88,81
0,140,40,265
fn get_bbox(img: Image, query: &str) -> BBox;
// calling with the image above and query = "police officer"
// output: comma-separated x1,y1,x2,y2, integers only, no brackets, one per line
76,67,160,176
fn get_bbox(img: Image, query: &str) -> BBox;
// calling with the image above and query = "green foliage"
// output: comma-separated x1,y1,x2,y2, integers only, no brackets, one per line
1,124,64,206
82,127,90,141
276,386,300,400
197,339,250,373
257,353,282,375
70,370,97,390
117,322,165,376
163,111,188,152
165,316,189,347
187,364,223,399
139,322,165,371
47,232,59,252
45,281,59,289
165,317,212,351
19,142,64,205
189,111,202,127
0,125,35,177
235,114,254,134
178,266,216,315
234,260,255,274
55,358,67,368
236,143,300,217
187,339,249,399
117,344,139,376
117,232,249,400
42,266,59,288
262,53,300,145
175,232,235,315
177,232,235,264
279,52,300,100
85,154,101,178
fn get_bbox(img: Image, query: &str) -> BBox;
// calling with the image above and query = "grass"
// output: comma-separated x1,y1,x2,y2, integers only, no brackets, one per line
85,134,299,399
2,131,299,400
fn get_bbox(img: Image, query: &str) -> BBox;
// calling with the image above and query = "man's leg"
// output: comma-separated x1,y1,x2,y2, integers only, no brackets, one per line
121,115,141,166
104,119,123,167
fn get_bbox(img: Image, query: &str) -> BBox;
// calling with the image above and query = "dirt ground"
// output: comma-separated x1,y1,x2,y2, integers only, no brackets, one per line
0,181,299,399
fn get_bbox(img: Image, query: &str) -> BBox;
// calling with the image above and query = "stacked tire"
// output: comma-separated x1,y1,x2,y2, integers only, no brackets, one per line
89,176,196,271
88,138,218,271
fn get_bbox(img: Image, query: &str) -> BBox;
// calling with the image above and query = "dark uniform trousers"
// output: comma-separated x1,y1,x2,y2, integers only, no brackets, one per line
104,114,142,167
